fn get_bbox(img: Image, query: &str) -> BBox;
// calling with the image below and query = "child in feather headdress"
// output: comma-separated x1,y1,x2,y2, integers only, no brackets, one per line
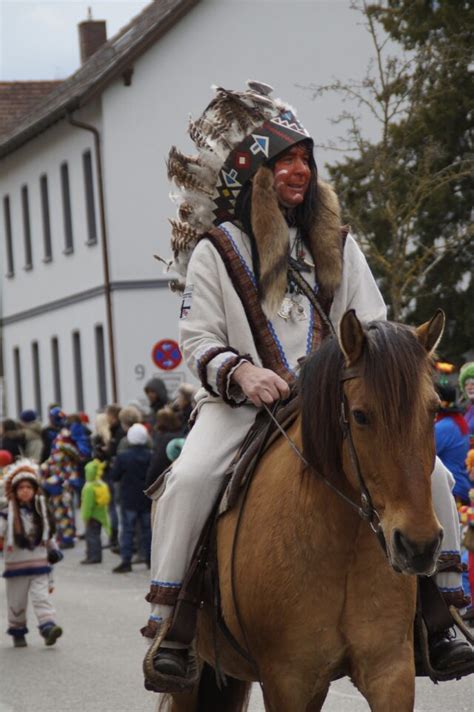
0,459,63,648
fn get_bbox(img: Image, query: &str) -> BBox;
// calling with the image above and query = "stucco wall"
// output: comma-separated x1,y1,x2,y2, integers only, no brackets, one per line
2,294,109,418
0,102,103,318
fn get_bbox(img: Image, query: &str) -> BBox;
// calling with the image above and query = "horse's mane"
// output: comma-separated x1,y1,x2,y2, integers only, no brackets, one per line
300,320,431,480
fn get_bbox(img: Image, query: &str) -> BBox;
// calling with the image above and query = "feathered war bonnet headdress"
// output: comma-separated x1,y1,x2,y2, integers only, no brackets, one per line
3,459,50,551
167,81,343,316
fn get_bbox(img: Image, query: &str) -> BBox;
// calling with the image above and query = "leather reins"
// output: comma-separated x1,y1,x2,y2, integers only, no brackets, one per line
261,368,386,551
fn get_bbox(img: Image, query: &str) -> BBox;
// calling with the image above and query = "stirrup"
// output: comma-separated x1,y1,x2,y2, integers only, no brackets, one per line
143,618,199,694
416,611,474,682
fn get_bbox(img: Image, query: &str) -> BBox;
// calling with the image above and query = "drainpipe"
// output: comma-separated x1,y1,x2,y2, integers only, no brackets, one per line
67,113,118,402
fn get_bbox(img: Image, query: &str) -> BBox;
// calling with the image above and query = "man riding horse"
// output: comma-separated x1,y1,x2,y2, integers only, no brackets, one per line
142,81,474,688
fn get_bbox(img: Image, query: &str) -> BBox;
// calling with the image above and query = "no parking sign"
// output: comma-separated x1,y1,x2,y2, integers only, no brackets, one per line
151,339,182,371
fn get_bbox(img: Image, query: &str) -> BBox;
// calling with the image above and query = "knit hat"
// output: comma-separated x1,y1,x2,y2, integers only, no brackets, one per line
166,437,186,462
49,406,67,428
166,80,343,317
459,362,474,397
127,423,149,446
20,409,37,423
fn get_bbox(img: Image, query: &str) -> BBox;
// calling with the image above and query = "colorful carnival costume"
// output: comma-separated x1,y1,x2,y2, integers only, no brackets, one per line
0,460,63,647
41,426,82,548
142,81,472,679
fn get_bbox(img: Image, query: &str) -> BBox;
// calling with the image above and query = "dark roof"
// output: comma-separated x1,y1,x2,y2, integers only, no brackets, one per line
0,0,200,159
0,82,62,139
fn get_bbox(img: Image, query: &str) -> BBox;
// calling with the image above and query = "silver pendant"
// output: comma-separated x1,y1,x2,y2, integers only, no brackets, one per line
278,296,293,320
294,303,307,321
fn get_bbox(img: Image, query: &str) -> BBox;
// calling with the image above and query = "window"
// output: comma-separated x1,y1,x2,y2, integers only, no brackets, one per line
40,174,53,261
83,150,97,244
3,196,14,275
13,347,23,414
51,337,62,405
72,331,84,411
95,324,107,408
60,162,73,252
32,341,42,417
21,185,33,268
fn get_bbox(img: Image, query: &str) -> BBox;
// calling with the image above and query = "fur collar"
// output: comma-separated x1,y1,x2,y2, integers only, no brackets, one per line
251,167,343,317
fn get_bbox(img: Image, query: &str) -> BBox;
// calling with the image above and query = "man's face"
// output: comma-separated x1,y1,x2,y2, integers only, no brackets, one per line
465,378,474,401
16,481,36,505
273,144,311,208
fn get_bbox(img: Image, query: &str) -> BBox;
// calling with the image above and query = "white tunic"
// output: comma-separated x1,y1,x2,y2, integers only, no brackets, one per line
179,221,387,406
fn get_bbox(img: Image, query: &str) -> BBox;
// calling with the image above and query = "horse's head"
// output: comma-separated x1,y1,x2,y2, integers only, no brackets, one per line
301,309,445,576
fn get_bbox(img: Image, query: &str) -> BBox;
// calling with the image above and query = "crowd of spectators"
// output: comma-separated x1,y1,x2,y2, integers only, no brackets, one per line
0,378,197,575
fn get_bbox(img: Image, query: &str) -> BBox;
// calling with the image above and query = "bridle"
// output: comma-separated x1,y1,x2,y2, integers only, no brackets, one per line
262,363,386,551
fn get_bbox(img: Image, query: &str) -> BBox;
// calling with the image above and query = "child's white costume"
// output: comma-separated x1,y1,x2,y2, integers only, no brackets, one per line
0,460,62,644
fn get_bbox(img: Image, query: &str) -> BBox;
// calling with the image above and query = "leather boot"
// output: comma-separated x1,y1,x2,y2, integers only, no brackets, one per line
429,628,474,670
153,647,189,677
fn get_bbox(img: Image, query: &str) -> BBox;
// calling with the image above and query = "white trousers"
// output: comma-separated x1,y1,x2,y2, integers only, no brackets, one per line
6,574,56,633
149,401,462,625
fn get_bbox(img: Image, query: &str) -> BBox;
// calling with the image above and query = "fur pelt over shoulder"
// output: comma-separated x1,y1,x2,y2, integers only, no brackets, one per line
250,166,343,317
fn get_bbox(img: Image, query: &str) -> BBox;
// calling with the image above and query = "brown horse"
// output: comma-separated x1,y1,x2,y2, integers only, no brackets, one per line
158,309,445,712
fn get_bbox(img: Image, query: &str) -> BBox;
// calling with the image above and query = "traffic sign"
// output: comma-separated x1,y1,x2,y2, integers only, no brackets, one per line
151,339,182,371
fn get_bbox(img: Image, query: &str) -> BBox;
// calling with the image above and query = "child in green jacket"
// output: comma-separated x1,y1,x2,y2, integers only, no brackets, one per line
80,459,111,564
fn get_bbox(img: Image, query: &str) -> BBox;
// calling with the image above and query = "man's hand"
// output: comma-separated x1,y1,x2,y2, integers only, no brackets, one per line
232,362,290,407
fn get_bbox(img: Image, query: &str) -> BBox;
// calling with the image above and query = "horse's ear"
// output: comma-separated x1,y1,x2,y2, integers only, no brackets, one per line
339,309,366,365
416,309,445,355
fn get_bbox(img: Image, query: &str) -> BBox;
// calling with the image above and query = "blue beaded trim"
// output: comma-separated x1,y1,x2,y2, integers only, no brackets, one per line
150,580,182,587
306,304,315,355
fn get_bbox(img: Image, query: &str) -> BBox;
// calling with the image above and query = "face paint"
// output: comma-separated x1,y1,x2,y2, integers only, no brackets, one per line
273,144,311,208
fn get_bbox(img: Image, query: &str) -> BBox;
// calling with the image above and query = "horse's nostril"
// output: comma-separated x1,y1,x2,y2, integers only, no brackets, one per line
393,529,411,559
393,528,443,570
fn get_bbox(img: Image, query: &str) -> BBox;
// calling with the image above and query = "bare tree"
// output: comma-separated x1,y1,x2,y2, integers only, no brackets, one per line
302,1,473,320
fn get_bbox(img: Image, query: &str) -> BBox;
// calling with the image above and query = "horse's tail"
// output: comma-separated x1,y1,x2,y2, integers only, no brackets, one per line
156,664,252,712
197,663,252,711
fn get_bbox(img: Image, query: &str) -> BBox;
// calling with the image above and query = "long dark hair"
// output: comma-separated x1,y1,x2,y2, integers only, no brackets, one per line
232,139,318,283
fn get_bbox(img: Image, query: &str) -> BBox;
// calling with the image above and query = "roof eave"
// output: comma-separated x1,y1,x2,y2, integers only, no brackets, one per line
0,0,200,161
0,96,81,160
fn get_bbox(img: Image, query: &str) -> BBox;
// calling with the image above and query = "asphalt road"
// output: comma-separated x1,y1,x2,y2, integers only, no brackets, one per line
0,543,472,711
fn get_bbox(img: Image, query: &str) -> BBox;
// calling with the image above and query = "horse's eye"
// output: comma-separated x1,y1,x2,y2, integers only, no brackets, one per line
352,410,369,425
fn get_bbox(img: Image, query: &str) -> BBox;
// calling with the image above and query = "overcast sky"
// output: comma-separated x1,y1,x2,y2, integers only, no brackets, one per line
0,0,149,80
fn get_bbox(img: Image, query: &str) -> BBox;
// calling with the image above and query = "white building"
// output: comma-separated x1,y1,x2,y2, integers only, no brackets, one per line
0,0,376,419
